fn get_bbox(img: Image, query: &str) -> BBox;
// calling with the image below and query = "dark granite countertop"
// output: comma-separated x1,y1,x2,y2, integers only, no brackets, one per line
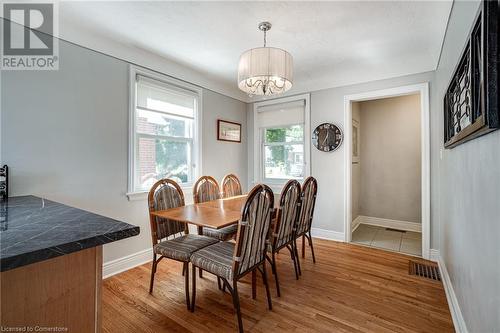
0,195,140,272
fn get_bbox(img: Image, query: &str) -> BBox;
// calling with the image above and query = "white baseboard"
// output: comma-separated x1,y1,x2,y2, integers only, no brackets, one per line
432,250,468,333
351,216,362,232
311,228,345,242
103,247,152,279
356,215,422,232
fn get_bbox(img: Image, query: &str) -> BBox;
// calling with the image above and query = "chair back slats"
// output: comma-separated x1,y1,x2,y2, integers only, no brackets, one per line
233,184,274,277
221,174,242,198
296,177,318,235
273,180,301,249
148,179,186,243
193,176,220,203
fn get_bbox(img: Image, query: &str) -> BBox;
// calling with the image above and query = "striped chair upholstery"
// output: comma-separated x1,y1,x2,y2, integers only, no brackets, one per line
193,176,220,203
221,174,242,198
190,185,275,332
189,241,235,280
296,177,318,236
148,178,218,309
266,180,301,295
296,176,318,265
154,234,220,262
151,181,186,240
273,180,301,250
201,225,238,241
193,175,238,241
234,184,274,277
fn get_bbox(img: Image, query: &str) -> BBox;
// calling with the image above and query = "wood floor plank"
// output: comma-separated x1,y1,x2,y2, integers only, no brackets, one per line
102,239,454,332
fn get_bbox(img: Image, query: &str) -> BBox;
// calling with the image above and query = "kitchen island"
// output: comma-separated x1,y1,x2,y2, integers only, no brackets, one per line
0,195,140,332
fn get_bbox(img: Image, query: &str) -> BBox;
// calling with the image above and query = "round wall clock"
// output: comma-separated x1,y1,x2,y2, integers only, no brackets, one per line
312,123,343,152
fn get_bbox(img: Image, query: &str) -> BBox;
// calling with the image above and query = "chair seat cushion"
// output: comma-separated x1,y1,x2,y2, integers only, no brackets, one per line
190,241,235,280
202,224,238,241
154,234,218,262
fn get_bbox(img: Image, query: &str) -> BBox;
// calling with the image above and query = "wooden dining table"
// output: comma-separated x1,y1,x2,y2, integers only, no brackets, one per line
151,195,248,233
151,194,278,234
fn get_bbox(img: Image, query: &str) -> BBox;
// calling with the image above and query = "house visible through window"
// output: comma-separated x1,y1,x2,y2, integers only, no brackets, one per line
254,95,310,185
264,125,304,180
130,69,201,192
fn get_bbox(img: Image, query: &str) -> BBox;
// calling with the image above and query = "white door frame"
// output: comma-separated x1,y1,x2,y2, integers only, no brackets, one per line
343,83,430,259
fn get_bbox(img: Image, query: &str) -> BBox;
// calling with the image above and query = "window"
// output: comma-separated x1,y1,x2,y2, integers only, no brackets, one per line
253,95,310,185
263,125,304,180
129,67,201,193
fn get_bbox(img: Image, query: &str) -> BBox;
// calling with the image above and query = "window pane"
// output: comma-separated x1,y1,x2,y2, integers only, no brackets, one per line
265,125,303,143
137,137,191,190
264,144,304,179
136,108,193,138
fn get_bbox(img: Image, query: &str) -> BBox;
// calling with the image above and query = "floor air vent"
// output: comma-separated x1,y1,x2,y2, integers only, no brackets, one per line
409,261,441,281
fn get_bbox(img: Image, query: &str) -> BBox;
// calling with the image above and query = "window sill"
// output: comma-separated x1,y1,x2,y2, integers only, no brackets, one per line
126,186,194,202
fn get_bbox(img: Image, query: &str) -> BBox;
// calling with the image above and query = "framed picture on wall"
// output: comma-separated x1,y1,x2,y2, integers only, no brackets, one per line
352,120,360,163
217,120,241,143
443,0,499,148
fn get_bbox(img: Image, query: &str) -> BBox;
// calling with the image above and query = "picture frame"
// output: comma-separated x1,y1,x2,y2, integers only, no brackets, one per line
443,0,499,148
217,119,241,143
352,120,360,163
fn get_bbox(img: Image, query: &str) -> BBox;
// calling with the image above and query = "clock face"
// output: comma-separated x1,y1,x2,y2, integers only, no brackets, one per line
312,123,343,152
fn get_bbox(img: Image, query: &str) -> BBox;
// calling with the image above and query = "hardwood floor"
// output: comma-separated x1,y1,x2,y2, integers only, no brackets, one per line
102,239,454,332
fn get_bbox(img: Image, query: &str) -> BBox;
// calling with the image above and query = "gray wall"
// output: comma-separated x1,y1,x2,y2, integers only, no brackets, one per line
0,38,247,263
358,95,421,223
433,0,500,331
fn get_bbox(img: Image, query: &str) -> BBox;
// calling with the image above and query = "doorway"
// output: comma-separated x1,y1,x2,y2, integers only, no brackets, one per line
344,83,430,259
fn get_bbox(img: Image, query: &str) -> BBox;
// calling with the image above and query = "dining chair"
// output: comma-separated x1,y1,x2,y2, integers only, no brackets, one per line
267,179,301,296
221,173,242,198
296,176,318,272
190,184,275,333
193,176,238,241
148,178,218,310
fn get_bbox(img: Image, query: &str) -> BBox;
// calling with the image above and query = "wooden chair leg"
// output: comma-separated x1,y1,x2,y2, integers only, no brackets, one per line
149,254,157,293
252,270,257,299
191,265,196,312
272,252,281,297
308,231,316,263
183,262,191,311
231,280,244,333
301,235,306,258
261,261,272,310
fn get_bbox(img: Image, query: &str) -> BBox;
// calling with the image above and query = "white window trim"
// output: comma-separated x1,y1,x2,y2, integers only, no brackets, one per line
253,94,311,193
127,65,203,201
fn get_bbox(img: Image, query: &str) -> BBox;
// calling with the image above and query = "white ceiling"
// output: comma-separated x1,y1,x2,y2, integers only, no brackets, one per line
59,1,452,102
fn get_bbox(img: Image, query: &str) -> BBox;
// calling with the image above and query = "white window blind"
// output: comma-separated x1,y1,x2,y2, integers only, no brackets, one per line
256,100,305,128
130,71,201,193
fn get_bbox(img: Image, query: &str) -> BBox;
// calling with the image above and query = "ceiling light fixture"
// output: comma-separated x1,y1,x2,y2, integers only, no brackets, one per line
237,22,293,96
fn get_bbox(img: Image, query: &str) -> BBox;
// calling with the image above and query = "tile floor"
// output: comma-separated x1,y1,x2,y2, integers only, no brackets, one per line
351,224,422,256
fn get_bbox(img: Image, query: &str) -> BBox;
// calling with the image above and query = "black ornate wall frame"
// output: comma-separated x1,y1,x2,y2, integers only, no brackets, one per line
444,0,499,149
